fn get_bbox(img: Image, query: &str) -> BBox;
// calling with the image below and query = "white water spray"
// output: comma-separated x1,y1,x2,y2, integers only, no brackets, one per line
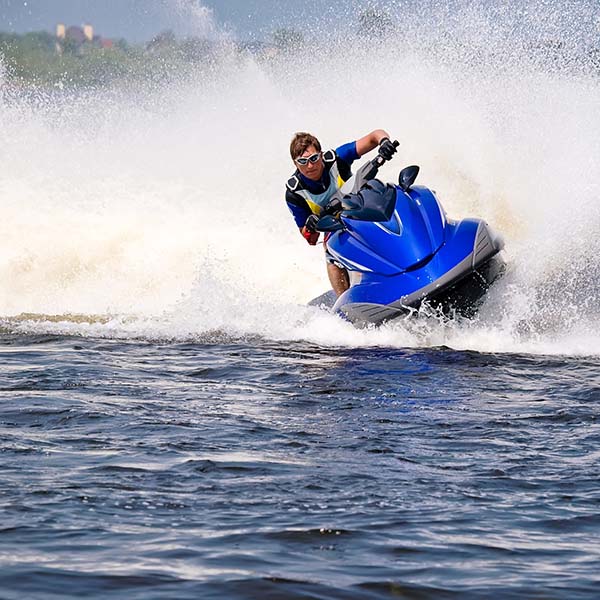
1,1,599,356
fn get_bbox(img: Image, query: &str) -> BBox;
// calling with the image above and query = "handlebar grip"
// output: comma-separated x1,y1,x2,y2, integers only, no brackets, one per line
376,140,399,165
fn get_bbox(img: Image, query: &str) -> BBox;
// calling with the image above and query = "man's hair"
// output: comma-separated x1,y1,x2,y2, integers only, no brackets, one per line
290,132,321,160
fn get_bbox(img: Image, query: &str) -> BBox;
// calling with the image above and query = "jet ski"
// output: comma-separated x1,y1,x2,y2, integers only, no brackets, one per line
309,142,505,326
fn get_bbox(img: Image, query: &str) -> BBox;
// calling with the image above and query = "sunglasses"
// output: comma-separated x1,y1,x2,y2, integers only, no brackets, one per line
295,152,321,166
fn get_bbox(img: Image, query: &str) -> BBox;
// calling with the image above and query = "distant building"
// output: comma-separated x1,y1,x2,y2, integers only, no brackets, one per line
55,22,113,54
83,24,93,42
65,26,86,44
56,23,66,54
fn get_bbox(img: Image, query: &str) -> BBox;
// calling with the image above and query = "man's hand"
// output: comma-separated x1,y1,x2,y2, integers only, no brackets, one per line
305,214,319,232
302,214,320,245
378,138,397,161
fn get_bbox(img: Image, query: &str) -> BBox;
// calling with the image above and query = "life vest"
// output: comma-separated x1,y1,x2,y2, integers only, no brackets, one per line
286,150,347,216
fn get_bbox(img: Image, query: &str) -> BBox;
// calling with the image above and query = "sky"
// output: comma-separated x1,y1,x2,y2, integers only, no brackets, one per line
0,0,365,42
1,0,598,46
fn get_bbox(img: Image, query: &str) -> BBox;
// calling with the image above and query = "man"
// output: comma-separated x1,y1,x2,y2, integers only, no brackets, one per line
285,130,396,296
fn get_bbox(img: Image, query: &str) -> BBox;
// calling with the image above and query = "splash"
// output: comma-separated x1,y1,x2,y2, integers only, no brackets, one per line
1,1,600,356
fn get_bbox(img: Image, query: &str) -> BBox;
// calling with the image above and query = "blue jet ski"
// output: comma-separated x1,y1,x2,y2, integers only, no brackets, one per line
309,143,505,326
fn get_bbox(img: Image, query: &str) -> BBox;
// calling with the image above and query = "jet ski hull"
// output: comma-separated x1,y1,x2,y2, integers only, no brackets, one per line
331,219,505,326
337,253,504,326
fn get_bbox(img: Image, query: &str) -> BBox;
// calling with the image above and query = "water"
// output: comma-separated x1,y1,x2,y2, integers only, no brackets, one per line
1,336,599,598
2,1,600,597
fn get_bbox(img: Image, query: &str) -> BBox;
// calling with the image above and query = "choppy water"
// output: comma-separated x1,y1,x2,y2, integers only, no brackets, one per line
1,335,599,599
2,0,600,597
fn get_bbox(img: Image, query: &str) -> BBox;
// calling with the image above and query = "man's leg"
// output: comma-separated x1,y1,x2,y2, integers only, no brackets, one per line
327,262,350,296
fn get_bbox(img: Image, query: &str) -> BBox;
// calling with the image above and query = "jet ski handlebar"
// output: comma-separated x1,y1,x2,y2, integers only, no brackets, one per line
348,140,400,192
314,140,400,233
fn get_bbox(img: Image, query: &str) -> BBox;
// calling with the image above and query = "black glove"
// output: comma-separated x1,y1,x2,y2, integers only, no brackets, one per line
322,198,341,216
378,137,397,161
304,214,319,232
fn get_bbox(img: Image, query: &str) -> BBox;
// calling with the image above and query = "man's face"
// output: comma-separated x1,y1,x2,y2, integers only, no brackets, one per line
295,145,324,181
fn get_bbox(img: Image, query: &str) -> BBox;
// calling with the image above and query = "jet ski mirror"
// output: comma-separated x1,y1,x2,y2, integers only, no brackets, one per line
399,165,420,192
316,215,344,232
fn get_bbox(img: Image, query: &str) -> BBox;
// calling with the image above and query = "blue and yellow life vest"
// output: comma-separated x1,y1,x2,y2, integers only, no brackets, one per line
286,150,347,216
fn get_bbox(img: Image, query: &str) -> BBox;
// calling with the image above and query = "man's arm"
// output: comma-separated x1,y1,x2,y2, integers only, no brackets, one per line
355,129,391,157
286,190,319,245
